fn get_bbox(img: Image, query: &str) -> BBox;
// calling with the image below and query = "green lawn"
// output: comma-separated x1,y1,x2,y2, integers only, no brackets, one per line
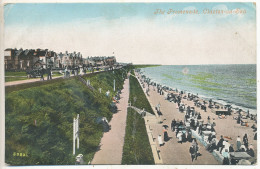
5,71,27,76
5,77,29,82
5,71,28,82
52,72,63,77
122,108,154,164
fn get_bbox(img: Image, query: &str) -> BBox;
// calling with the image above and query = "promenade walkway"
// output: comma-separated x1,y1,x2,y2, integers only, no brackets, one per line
134,72,220,165
5,76,63,86
5,71,104,87
91,77,129,164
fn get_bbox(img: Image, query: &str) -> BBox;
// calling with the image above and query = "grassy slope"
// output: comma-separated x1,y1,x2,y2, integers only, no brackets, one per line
83,69,125,99
5,69,128,165
129,75,154,115
122,108,154,164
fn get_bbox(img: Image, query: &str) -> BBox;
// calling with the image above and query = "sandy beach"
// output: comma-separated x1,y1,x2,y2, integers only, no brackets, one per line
135,71,257,165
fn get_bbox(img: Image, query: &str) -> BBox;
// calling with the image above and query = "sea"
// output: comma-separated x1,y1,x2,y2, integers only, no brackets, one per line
140,64,257,115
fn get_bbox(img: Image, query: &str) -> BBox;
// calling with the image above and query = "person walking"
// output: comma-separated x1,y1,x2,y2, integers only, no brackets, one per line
157,103,161,112
171,119,176,132
236,136,241,151
243,134,249,150
40,66,45,81
207,116,211,123
163,127,169,142
189,145,196,162
177,132,182,144
64,67,67,78
158,135,164,147
47,66,52,80
175,128,179,138
187,129,192,142
198,124,202,135
192,139,199,160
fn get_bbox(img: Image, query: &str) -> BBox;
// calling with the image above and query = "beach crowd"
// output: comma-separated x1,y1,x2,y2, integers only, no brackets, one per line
136,69,257,165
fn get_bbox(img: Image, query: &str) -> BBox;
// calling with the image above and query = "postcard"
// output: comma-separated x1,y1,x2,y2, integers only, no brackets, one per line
0,0,258,169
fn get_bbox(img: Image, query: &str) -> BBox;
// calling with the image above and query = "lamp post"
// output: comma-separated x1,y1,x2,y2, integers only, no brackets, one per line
73,114,79,155
113,79,115,92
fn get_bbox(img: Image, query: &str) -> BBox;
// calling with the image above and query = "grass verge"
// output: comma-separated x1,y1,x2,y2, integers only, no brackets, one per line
122,108,154,164
129,75,154,115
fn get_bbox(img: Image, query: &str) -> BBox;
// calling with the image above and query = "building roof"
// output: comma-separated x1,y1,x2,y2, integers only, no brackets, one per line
4,48,13,51
16,49,23,56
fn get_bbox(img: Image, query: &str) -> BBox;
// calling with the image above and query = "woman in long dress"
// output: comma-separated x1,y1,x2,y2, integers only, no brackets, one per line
163,128,169,142
177,132,183,144
243,134,249,150
192,139,199,160
236,136,241,151
158,135,164,146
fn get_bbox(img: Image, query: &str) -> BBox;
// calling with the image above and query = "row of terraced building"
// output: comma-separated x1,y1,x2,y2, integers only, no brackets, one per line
4,48,116,70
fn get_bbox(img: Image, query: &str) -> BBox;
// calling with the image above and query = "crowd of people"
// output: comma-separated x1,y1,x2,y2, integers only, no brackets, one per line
25,65,108,80
136,70,257,165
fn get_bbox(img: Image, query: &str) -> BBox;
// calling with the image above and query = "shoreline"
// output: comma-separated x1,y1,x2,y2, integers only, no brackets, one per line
139,68,257,116
135,70,257,164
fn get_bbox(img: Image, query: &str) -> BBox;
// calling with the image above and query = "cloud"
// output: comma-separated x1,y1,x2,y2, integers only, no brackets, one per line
4,13,256,65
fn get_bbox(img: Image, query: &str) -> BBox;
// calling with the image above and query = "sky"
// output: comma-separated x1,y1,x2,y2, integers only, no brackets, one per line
4,2,256,65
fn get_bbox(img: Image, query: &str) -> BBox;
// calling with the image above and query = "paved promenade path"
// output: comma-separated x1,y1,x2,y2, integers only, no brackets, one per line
5,71,104,87
5,76,63,86
135,73,220,165
91,77,129,164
